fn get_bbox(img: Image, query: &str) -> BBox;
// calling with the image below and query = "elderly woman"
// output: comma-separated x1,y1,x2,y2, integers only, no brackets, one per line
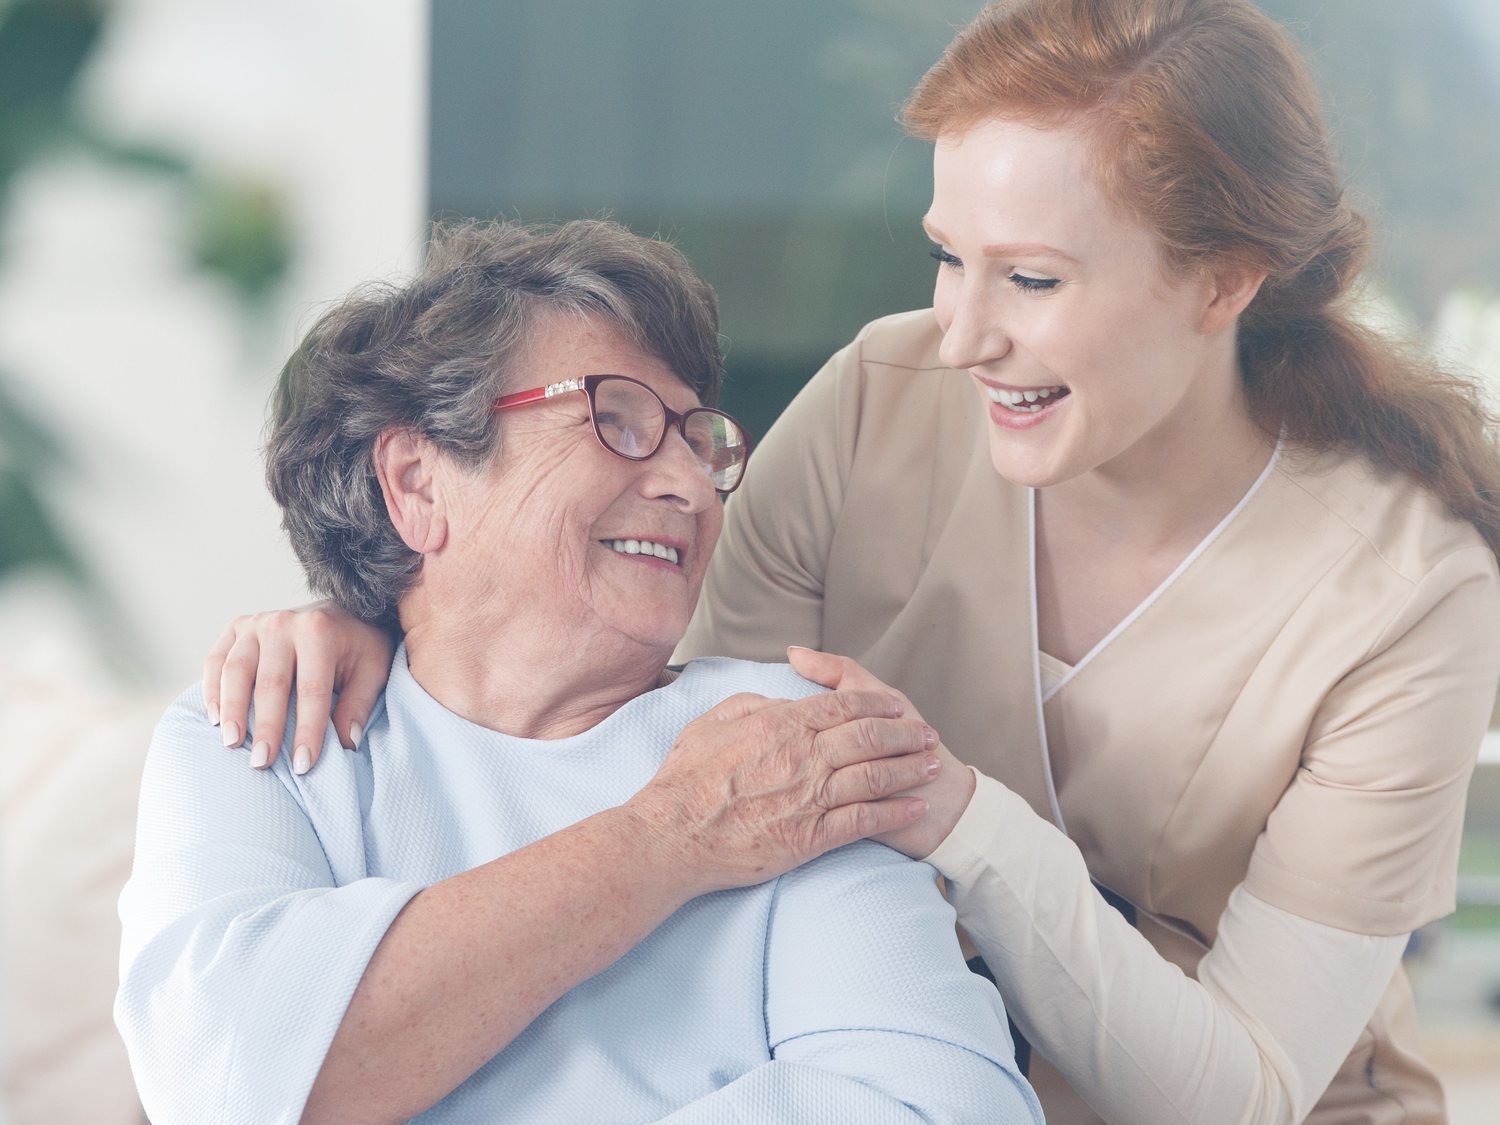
115,221,1041,1123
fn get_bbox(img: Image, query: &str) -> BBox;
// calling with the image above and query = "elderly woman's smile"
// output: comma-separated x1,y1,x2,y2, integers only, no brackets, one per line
600,537,685,567
415,314,726,674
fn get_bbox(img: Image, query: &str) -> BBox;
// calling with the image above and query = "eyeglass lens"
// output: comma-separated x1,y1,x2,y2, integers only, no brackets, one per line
592,377,747,492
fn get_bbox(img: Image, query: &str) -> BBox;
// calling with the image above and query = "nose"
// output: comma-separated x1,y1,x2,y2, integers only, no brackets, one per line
937,276,1011,373
639,426,718,513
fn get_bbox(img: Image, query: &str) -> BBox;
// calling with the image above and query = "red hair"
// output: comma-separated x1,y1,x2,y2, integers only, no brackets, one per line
906,0,1500,555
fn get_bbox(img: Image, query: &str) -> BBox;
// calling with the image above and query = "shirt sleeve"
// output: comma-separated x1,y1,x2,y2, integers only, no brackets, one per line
1246,544,1500,932
928,770,1410,1125
660,841,1041,1124
674,334,861,664
114,689,423,1125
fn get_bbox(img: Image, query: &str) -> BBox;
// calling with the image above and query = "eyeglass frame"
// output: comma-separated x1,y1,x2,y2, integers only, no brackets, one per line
492,373,752,495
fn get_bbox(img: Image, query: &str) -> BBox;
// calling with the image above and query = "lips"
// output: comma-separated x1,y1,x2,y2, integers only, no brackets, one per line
600,537,684,567
984,384,1069,412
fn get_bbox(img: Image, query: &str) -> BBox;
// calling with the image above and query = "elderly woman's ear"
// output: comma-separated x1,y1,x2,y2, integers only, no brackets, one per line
374,429,448,555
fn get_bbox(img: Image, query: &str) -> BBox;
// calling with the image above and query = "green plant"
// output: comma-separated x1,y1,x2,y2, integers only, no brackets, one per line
0,0,293,653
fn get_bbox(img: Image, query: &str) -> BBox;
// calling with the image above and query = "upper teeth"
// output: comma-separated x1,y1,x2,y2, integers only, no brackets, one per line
606,539,680,565
987,386,1065,410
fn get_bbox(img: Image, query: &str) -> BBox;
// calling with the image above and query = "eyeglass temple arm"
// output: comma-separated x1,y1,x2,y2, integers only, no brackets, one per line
493,378,586,411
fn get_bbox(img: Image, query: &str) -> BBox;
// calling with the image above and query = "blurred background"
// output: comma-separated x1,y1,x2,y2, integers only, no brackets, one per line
0,0,1496,1119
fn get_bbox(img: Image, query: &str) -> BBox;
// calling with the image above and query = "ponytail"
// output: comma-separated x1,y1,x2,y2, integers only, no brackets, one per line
905,0,1500,557
1240,305,1500,557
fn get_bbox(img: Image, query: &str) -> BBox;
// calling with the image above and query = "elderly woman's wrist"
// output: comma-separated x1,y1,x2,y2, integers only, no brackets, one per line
610,795,715,903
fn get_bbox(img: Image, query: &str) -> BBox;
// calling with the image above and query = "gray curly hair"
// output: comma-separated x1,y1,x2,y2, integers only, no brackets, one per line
264,219,724,628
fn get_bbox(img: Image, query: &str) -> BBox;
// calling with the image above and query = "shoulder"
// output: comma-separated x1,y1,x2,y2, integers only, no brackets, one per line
144,683,360,819
795,310,988,489
1272,450,1494,657
1277,447,1496,585
848,308,947,370
820,309,966,409
672,657,827,705
147,683,236,780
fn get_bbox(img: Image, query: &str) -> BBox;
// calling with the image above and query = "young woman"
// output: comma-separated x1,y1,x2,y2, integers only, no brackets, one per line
204,2,1500,1120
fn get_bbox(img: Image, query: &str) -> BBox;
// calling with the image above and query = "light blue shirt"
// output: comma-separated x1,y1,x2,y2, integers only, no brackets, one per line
118,652,1041,1123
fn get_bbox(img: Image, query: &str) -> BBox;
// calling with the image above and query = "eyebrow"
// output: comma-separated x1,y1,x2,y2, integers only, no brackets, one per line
922,218,1080,265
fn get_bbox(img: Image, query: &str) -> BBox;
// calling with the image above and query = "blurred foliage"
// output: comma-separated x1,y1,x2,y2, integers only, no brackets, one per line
0,0,293,626
0,372,80,581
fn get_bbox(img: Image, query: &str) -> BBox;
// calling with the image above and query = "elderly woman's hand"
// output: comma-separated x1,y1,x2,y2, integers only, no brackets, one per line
784,647,977,859
626,688,945,893
203,602,394,772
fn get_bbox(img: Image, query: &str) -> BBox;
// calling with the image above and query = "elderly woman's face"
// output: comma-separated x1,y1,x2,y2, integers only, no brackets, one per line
441,316,723,656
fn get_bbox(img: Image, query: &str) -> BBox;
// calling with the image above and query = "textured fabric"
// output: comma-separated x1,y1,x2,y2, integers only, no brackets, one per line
117,652,1040,1124
675,308,1500,1123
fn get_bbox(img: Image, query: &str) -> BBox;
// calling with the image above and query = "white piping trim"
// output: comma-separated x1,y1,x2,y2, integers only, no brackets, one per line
1028,487,1069,833
1039,437,1284,706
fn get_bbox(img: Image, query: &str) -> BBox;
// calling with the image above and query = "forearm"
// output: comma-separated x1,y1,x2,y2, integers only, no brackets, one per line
304,805,697,1123
927,771,1400,1125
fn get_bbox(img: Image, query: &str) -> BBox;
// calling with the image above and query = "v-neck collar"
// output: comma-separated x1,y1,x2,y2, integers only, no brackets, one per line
1034,438,1283,706
1023,439,1284,835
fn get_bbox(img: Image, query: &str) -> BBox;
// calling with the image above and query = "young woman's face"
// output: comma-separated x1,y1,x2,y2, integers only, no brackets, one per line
927,117,1231,489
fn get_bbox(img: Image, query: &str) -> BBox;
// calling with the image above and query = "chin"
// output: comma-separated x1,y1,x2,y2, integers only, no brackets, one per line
616,609,694,655
985,431,1076,489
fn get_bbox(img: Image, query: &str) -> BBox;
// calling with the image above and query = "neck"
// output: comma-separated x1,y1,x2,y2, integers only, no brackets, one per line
400,602,672,740
1043,353,1274,554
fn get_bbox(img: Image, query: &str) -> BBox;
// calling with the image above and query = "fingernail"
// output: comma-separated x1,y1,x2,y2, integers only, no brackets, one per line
221,721,241,748
349,722,363,750
250,741,270,769
293,745,312,775
786,645,810,654
907,797,929,818
923,725,938,749
207,701,220,726
926,754,941,776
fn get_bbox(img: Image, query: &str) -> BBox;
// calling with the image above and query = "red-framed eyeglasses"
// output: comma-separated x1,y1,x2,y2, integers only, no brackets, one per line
493,374,751,495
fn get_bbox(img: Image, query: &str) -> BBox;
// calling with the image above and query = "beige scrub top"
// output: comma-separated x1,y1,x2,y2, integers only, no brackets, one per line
677,309,1500,1123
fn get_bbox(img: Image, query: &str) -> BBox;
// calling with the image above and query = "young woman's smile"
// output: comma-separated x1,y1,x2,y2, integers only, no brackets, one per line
926,116,1245,491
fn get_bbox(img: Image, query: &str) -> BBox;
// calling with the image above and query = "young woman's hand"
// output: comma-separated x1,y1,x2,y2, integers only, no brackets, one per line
202,602,396,773
785,646,976,859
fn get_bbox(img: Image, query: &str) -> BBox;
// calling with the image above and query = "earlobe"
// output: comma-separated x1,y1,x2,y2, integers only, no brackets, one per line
373,429,448,554
1201,267,1267,334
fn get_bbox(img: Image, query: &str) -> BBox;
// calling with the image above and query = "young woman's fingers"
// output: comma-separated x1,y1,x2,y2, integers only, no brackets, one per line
330,659,392,751
202,621,242,726
247,630,298,770
289,620,342,775
785,645,857,690
815,796,929,853
787,646,915,712
215,631,262,750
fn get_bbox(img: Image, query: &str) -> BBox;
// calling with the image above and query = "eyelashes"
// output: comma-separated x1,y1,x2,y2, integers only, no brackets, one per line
1009,273,1060,293
928,248,1061,293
